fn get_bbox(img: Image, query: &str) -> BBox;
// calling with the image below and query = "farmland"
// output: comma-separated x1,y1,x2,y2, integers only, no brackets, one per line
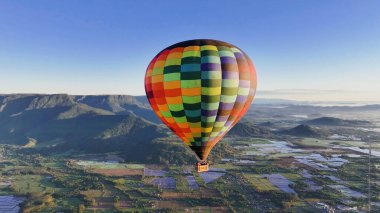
0,99,380,212
1,132,379,212
243,174,279,192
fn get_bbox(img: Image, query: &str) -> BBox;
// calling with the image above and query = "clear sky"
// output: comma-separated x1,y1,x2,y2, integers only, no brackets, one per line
0,0,379,102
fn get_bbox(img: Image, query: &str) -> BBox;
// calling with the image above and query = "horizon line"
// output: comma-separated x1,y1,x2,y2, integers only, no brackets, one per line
1,92,380,104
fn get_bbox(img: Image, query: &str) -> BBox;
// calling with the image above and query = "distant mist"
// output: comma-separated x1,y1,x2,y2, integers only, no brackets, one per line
255,89,380,103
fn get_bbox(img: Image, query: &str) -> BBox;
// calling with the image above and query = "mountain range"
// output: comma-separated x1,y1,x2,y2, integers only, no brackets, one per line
0,94,254,163
302,116,371,126
1,94,376,163
0,94,163,148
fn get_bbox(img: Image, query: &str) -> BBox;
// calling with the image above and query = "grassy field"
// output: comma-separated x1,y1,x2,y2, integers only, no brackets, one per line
282,173,303,181
243,174,279,192
75,160,144,169
296,138,380,149
229,137,271,146
74,160,145,176
295,138,331,148
11,175,49,194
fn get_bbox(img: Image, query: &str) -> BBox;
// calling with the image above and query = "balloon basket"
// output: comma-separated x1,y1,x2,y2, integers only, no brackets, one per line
195,161,209,173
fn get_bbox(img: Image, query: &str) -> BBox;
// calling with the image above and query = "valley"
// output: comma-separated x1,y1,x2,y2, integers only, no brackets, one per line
0,94,379,212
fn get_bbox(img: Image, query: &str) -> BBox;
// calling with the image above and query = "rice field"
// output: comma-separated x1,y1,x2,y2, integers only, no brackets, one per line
328,185,366,198
151,177,176,190
161,188,219,199
282,173,303,181
186,176,199,190
304,180,323,191
75,160,145,176
243,174,279,192
242,140,304,157
262,174,296,194
208,167,226,172
295,153,349,171
93,169,143,176
75,160,144,169
297,138,331,148
143,168,168,177
80,190,103,200
200,172,225,184
298,138,380,150
0,195,24,213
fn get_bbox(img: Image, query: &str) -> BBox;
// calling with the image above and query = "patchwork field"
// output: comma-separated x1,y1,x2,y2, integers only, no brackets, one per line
243,174,279,192
0,130,379,212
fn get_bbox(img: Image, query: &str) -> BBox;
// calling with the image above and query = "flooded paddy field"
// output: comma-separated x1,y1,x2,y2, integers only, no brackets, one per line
0,196,24,213
328,185,366,198
261,174,296,194
200,171,226,184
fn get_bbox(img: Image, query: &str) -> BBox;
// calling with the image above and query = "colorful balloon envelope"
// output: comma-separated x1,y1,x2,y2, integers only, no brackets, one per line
145,39,257,163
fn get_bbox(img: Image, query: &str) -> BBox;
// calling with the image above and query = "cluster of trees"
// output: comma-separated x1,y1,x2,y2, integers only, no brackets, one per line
20,193,55,213
261,191,299,209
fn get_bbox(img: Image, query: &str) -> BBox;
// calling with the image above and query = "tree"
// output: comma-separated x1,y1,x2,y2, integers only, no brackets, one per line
43,194,54,205
114,196,120,208
91,198,97,207
78,204,85,213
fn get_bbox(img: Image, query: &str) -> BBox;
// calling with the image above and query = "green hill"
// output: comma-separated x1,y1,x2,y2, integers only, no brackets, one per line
0,94,245,164
279,124,326,137
72,95,160,123
229,119,273,138
0,94,163,146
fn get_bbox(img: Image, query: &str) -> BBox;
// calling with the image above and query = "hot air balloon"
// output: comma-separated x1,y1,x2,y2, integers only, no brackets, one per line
145,39,257,172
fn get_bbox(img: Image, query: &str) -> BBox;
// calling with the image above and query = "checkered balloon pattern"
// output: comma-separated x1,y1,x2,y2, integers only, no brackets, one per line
145,39,257,160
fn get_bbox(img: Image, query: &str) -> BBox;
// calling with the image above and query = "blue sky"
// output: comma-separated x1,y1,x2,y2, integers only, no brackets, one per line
0,0,379,101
